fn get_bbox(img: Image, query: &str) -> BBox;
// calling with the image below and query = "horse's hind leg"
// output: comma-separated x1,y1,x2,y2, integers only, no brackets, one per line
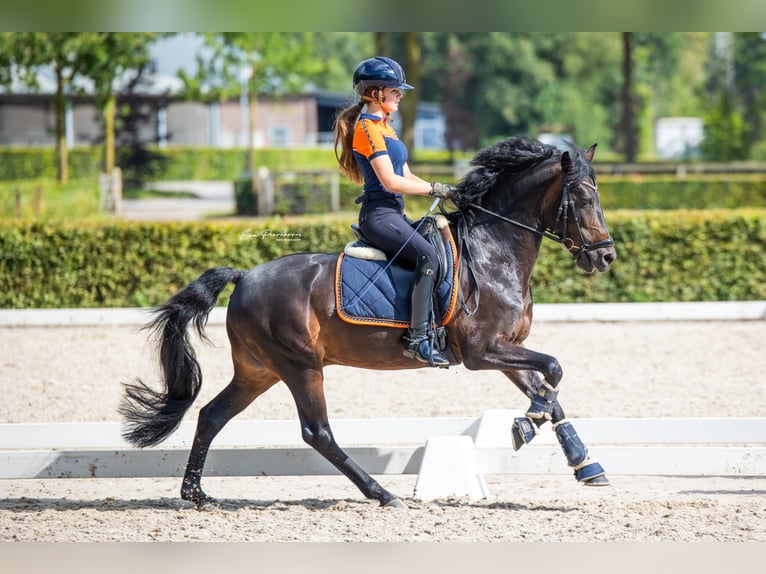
182,368,279,507
283,366,405,508
503,370,609,486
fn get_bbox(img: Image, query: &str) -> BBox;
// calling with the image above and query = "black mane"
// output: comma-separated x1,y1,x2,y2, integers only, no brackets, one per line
450,136,589,213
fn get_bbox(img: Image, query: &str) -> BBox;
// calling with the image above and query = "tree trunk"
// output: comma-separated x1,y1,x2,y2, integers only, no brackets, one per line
54,65,69,183
400,32,420,153
443,34,458,159
247,94,256,176
103,94,116,173
247,77,261,209
374,32,386,57
621,32,639,162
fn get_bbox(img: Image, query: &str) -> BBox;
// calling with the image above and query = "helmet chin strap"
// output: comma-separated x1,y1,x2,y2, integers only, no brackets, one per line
361,89,391,119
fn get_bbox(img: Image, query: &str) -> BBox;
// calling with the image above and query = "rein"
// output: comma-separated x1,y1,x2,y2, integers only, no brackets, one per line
453,175,614,316
468,178,614,257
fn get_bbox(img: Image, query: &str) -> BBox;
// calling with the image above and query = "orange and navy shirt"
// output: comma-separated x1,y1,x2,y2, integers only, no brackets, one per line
352,113,408,206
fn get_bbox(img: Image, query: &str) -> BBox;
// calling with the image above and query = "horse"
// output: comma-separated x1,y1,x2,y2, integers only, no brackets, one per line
120,136,617,509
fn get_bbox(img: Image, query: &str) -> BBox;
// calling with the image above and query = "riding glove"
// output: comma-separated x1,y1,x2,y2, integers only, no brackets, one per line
429,182,457,199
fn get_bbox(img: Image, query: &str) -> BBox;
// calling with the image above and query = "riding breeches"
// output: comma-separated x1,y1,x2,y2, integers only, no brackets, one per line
358,202,438,270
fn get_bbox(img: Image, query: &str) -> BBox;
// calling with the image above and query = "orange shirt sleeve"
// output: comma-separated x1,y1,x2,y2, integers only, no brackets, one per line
353,118,389,160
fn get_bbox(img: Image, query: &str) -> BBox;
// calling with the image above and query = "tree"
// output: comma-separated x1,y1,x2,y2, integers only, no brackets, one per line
733,33,766,156
439,33,477,153
2,33,94,183
308,33,375,94
0,33,159,181
80,33,157,173
180,32,327,181
701,92,747,161
630,33,702,158
700,32,765,160
413,32,716,158
362,33,423,153
456,33,557,144
620,32,639,162
374,32,386,58
398,33,421,152
526,33,621,151
0,35,12,86
414,33,625,151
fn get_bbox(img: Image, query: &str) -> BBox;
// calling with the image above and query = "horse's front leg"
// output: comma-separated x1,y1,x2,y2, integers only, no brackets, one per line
503,370,609,485
461,339,564,433
500,368,560,448
461,340,608,485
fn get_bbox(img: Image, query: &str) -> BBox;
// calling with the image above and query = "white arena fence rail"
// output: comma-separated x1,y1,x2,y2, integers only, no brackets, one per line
1,411,764,500
1,301,765,327
3,303,763,499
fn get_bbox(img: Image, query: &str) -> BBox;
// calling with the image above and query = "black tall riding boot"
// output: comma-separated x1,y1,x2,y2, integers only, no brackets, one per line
403,254,449,367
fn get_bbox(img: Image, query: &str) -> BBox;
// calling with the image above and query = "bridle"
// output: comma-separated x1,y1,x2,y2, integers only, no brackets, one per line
467,177,614,259
453,172,614,316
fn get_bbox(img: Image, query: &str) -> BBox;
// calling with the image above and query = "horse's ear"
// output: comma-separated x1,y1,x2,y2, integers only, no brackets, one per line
584,143,597,162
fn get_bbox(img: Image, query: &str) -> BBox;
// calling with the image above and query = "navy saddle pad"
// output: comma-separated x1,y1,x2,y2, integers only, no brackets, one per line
334,231,458,328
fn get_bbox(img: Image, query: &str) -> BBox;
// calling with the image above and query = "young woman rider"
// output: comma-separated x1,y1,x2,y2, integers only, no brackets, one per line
333,56,455,367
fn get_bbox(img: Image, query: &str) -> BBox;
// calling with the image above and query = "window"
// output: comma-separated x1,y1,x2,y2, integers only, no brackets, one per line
270,126,291,147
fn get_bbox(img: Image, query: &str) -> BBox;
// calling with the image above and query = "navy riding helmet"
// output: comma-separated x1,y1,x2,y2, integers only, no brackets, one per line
352,56,414,96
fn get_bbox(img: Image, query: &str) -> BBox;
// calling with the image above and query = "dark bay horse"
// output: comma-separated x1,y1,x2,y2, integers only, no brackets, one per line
120,137,617,508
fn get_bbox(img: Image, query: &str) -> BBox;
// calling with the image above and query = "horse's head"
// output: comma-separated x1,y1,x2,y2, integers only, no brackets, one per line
554,144,616,273
452,136,616,274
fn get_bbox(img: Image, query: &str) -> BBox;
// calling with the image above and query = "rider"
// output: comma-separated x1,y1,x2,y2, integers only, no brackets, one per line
333,56,455,367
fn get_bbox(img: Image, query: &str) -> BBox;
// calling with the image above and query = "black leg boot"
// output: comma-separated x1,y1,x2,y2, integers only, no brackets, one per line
403,254,449,367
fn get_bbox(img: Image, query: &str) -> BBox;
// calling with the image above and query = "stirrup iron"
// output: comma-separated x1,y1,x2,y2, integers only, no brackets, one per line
403,334,449,368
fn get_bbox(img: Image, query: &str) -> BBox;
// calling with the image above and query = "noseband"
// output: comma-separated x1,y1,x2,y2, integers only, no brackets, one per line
467,176,614,260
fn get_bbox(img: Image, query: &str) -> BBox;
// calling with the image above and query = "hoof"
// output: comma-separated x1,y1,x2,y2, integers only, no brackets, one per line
382,497,407,509
197,498,221,511
583,475,610,487
181,487,218,510
574,459,607,484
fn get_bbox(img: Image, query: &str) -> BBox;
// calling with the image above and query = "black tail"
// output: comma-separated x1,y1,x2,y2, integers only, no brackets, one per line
119,266,244,448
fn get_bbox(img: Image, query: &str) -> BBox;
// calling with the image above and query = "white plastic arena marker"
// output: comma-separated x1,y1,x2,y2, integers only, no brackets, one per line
473,409,528,447
413,435,489,501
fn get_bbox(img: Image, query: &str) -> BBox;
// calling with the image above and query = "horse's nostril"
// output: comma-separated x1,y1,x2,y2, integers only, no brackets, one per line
604,252,616,265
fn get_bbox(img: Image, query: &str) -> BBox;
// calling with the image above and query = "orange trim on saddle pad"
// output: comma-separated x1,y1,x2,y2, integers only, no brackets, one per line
334,229,460,329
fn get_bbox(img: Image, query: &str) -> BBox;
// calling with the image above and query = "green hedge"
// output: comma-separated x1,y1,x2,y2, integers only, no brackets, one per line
1,210,764,308
600,175,766,209
0,148,104,181
534,209,766,302
0,146,457,182
0,218,350,308
0,147,340,183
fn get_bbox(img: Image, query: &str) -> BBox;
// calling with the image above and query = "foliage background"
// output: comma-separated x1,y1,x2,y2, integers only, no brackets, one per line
1,210,764,308
2,32,764,165
1,31,765,309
